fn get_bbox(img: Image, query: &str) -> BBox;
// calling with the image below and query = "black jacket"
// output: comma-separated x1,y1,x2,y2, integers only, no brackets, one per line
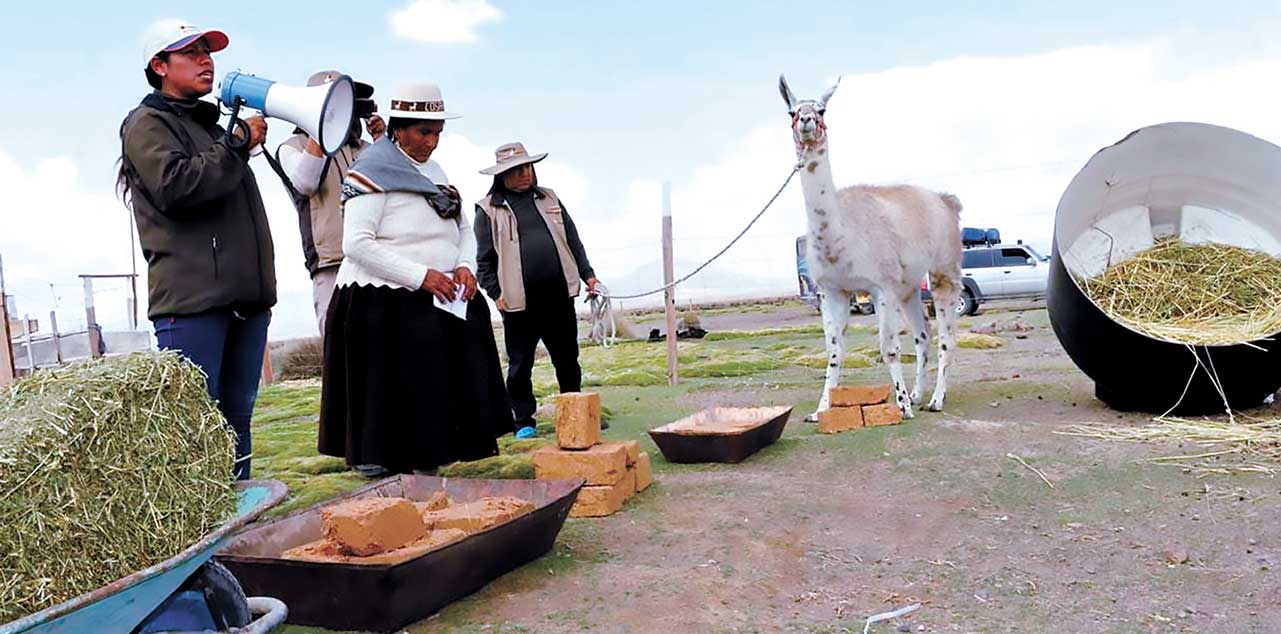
120,93,276,318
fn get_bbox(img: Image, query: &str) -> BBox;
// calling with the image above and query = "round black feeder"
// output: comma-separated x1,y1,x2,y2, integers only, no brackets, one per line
1048,122,1281,415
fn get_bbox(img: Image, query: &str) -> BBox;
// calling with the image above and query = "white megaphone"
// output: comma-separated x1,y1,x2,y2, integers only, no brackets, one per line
219,71,355,157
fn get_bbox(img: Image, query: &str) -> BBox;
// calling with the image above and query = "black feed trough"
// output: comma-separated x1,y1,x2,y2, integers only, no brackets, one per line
216,475,582,633
648,406,792,463
1048,122,1281,414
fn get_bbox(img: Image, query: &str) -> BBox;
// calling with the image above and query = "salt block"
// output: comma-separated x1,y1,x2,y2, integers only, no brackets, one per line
555,392,602,449
412,491,450,515
817,407,863,434
619,467,637,502
282,538,345,563
829,385,892,407
570,478,631,517
862,403,904,426
282,528,469,565
534,443,627,485
633,451,653,493
421,496,535,534
321,497,426,557
603,439,642,466
359,529,468,565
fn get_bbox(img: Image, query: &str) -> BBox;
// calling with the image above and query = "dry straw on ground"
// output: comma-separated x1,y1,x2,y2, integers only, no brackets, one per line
1059,415,1281,476
0,352,237,623
1077,238,1281,345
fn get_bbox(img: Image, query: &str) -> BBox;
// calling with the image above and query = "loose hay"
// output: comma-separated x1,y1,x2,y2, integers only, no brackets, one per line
1078,238,1281,344
1058,415,1281,476
0,352,237,623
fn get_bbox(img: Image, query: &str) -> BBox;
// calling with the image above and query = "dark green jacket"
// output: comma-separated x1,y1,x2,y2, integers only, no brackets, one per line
121,93,276,318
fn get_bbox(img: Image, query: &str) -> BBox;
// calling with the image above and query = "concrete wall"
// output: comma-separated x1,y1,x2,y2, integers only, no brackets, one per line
12,330,153,371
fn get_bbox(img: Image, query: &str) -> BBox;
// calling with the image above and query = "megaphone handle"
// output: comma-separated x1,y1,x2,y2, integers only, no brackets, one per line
225,97,251,151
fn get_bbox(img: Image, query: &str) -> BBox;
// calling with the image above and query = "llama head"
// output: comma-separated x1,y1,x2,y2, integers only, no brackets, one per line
779,74,841,154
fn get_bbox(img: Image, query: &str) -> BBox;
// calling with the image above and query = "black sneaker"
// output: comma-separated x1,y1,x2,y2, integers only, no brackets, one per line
355,464,389,478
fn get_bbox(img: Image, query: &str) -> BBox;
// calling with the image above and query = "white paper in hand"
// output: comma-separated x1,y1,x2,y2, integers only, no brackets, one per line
433,294,468,320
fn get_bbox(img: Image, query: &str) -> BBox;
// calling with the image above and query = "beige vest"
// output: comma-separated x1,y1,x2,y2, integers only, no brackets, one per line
476,187,581,312
281,136,362,272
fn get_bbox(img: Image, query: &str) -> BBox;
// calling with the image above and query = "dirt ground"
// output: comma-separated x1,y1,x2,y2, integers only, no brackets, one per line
284,300,1281,634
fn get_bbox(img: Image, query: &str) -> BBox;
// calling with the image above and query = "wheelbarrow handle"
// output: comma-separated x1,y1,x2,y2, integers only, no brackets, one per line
152,596,287,634
238,597,288,633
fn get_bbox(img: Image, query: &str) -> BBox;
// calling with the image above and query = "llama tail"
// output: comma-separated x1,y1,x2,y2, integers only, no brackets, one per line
939,192,963,215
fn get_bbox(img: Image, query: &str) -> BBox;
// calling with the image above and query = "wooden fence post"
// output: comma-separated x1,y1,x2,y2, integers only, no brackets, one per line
662,182,679,386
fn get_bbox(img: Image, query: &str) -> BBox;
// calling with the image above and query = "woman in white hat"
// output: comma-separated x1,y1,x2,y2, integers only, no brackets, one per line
473,143,601,437
318,83,514,477
117,19,274,480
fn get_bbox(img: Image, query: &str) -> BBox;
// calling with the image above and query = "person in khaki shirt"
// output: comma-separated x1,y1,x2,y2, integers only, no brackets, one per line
272,70,385,340
473,143,603,438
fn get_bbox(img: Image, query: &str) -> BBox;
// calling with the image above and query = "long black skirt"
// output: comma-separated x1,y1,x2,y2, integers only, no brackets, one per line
318,283,514,473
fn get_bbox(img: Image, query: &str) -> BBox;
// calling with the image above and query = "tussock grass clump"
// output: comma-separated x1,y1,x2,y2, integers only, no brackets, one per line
1079,238,1281,344
0,352,236,622
278,339,323,381
957,333,1005,349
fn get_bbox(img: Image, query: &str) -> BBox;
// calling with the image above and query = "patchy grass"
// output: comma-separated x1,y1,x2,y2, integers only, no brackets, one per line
958,332,1005,349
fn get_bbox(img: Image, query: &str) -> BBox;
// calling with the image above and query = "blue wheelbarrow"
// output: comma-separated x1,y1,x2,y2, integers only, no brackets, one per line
0,480,289,634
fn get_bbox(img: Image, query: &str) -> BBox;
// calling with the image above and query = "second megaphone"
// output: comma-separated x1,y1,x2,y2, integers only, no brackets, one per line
219,71,355,157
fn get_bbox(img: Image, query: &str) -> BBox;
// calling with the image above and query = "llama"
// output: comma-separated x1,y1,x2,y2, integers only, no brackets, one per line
779,75,964,420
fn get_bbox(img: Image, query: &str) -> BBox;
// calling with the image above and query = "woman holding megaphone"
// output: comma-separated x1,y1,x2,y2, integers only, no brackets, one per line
117,19,276,481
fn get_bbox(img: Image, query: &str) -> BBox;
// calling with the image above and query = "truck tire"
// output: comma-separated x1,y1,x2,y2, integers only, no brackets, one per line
956,290,977,316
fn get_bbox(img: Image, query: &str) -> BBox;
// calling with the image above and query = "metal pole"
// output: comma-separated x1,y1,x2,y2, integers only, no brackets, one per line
49,310,62,363
128,208,139,330
21,314,34,372
83,277,101,359
662,182,678,386
0,254,14,385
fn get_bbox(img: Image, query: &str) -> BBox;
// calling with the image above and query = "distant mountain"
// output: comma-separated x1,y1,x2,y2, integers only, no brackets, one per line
604,257,793,307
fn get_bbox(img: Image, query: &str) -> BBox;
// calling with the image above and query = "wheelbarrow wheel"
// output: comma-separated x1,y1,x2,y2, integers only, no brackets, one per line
189,560,252,629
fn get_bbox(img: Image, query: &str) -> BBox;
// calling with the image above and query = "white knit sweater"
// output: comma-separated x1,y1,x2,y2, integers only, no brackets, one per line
336,159,476,291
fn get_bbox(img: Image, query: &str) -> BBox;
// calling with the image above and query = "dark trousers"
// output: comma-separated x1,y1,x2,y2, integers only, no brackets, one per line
154,308,271,480
502,295,581,423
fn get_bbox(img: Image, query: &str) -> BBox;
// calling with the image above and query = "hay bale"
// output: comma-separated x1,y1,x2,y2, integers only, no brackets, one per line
1079,238,1281,344
0,352,237,622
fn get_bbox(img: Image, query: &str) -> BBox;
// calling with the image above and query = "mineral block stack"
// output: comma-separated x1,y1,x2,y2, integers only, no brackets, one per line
533,392,653,517
816,384,903,434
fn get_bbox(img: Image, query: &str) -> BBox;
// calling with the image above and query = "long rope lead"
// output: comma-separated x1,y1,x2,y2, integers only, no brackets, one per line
586,163,802,345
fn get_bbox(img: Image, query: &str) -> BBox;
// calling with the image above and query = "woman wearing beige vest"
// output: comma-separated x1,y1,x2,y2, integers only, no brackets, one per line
474,143,601,438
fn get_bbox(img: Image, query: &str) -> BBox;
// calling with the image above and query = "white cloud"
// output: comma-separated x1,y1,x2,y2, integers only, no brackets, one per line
389,0,502,44
0,153,143,333
576,41,1281,306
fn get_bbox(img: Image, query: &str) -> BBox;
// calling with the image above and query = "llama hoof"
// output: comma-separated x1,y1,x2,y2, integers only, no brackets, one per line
910,389,923,406
925,398,945,412
805,411,820,423
899,404,916,420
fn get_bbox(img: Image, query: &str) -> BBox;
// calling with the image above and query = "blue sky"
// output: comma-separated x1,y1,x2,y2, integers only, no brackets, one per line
3,1,1281,339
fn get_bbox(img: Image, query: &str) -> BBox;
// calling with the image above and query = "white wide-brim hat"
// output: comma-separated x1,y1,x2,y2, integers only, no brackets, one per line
479,142,548,175
386,82,461,120
140,18,228,69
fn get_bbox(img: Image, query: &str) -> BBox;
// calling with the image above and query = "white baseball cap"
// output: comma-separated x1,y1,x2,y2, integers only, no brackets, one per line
139,18,229,70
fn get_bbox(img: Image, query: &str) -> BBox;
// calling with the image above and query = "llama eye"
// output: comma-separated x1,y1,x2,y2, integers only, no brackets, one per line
817,109,826,116
788,111,795,117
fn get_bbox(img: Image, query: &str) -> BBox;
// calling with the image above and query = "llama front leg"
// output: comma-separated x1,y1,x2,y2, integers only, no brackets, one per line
808,290,851,421
926,280,961,411
901,293,931,405
876,294,915,419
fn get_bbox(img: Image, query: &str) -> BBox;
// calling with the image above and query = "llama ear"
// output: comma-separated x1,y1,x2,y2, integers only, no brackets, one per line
818,75,842,109
778,74,797,112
